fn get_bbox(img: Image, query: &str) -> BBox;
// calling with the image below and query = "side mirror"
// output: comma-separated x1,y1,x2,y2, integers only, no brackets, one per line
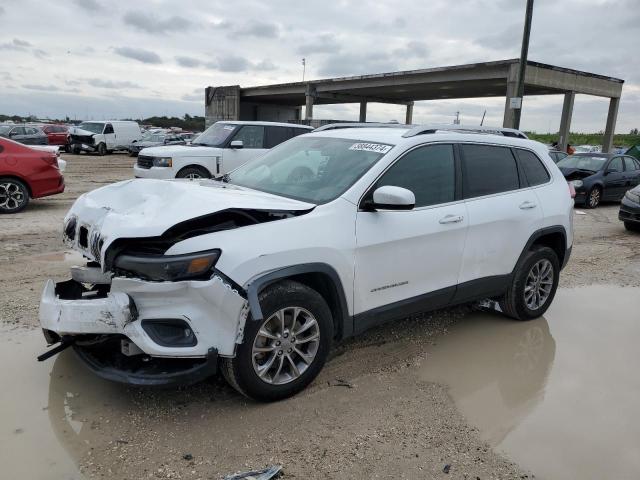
230,140,244,149
368,186,415,211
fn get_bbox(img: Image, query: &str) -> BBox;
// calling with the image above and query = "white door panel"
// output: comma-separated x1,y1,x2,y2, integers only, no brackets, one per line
222,148,267,173
354,204,468,313
459,190,543,283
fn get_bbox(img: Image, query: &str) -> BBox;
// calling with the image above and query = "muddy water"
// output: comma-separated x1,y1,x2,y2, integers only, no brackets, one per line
1,286,639,479
418,286,640,479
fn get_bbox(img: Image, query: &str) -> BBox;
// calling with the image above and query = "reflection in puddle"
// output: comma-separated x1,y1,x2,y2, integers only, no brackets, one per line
418,286,640,480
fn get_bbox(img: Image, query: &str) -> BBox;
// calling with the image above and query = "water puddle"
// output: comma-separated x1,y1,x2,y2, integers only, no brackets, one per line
418,286,640,479
33,250,85,263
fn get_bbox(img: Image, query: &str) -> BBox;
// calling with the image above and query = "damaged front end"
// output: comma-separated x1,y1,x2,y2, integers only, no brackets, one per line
39,179,314,386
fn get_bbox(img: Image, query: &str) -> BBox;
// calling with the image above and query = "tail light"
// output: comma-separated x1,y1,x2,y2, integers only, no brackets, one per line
568,181,576,199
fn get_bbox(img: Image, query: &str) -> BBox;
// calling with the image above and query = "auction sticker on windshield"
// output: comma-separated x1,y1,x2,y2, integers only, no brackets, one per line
349,143,393,154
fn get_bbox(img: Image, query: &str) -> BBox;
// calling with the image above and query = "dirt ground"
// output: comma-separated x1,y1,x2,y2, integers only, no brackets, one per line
1,153,639,479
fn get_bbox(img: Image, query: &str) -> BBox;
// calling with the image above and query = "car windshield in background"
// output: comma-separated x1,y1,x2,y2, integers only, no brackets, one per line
78,122,104,134
227,136,392,204
557,155,607,172
191,123,236,146
0,125,12,135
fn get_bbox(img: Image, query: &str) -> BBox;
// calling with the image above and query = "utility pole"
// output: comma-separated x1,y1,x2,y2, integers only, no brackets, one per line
302,58,306,82
513,0,534,130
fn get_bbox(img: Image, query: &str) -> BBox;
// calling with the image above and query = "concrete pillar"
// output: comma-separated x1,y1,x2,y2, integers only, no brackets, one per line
602,96,620,153
204,85,241,127
305,84,315,121
359,101,367,122
558,91,575,152
503,64,519,129
405,102,414,125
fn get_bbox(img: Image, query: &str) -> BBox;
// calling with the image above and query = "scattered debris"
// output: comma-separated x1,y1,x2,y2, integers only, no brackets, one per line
182,454,193,461
575,210,587,215
443,464,451,474
223,465,282,480
331,378,354,388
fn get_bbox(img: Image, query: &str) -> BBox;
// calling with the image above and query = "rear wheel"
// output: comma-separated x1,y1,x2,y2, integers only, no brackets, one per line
176,166,210,180
0,178,30,214
624,221,640,232
585,186,601,208
499,246,560,321
221,280,333,401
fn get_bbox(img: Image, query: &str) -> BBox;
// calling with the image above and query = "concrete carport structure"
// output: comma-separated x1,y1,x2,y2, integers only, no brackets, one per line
205,59,624,152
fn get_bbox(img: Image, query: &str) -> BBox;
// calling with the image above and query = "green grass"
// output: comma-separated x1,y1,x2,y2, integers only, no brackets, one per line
526,132,640,148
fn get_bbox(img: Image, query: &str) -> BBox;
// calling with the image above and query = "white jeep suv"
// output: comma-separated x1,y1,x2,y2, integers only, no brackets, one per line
133,121,313,179
39,124,573,401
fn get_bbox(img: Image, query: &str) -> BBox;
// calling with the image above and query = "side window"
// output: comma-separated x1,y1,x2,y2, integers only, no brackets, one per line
624,157,640,171
374,144,455,208
264,126,289,148
608,157,624,172
26,127,39,135
515,149,550,186
461,144,520,198
104,124,114,134
231,125,265,148
12,127,25,135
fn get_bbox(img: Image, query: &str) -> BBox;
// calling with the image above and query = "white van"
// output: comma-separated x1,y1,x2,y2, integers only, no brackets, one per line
70,121,141,155
133,121,313,179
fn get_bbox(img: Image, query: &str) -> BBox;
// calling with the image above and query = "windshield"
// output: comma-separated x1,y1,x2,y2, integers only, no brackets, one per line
227,136,392,204
78,122,105,134
191,122,236,146
557,155,607,171
0,125,12,135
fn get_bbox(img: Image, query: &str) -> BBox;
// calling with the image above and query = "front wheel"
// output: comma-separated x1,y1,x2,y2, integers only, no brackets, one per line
585,186,601,208
96,143,107,156
499,246,560,321
176,166,210,180
221,280,333,401
0,178,30,214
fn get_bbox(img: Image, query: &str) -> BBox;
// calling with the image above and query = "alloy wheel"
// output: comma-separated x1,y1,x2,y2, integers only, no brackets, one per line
589,188,600,208
0,181,26,211
252,306,320,385
523,259,554,311
186,173,202,180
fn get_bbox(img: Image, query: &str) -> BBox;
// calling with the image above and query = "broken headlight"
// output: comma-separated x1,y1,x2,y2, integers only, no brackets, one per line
570,179,583,188
152,157,172,167
113,249,220,281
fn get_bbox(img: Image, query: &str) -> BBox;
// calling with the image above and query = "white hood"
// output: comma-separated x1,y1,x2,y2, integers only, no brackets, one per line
140,145,221,158
69,127,97,136
65,179,315,261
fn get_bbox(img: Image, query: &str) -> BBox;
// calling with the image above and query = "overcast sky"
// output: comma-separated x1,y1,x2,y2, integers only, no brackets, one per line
0,0,638,132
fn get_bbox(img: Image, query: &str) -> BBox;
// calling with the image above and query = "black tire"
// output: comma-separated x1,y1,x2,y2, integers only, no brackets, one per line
624,221,640,232
221,280,333,402
96,143,107,156
499,246,560,321
72,145,81,155
585,186,601,208
176,166,210,179
0,177,30,214
64,144,71,153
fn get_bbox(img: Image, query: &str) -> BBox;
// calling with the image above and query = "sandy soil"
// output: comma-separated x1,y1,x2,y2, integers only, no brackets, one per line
1,152,638,479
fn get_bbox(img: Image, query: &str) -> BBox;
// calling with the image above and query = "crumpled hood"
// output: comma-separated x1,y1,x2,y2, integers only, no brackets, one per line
65,179,315,261
68,127,96,136
140,145,220,157
559,167,596,180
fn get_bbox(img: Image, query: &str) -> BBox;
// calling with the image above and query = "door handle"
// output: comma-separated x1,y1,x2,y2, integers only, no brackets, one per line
439,214,464,224
519,201,537,210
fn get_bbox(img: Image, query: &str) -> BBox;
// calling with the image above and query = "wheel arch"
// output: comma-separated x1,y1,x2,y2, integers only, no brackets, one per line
0,174,33,197
515,226,568,272
176,164,213,178
245,263,352,340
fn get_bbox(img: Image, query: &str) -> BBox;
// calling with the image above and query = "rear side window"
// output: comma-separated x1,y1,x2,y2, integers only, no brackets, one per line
624,157,640,171
264,126,309,148
461,144,520,198
608,157,624,172
515,149,550,186
374,144,455,207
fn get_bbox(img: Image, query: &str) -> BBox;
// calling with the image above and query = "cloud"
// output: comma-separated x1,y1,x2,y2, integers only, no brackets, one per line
86,78,141,89
0,6,5,15
123,10,192,34
33,49,49,59
0,38,33,50
477,24,522,50
254,59,278,71
319,52,398,77
175,56,201,68
235,21,279,38
22,84,60,91
181,89,202,102
297,34,341,55
393,41,429,59
73,0,103,12
213,55,251,72
113,46,162,64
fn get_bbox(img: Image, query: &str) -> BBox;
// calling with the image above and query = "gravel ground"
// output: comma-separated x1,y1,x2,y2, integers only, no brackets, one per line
1,152,638,479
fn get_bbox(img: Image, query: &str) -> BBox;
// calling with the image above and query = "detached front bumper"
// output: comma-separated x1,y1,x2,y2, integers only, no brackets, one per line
39,273,249,385
619,196,640,224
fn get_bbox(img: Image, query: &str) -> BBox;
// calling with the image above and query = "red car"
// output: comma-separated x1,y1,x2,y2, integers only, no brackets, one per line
40,124,70,150
0,137,65,213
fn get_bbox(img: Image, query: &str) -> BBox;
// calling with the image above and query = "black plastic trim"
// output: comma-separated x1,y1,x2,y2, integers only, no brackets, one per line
245,263,352,339
514,226,569,272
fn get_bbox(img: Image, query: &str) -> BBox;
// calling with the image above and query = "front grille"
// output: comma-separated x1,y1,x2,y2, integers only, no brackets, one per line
137,155,153,169
90,230,104,260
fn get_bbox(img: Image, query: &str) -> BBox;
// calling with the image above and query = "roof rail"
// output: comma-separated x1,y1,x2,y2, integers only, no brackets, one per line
313,122,413,132
402,124,528,139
